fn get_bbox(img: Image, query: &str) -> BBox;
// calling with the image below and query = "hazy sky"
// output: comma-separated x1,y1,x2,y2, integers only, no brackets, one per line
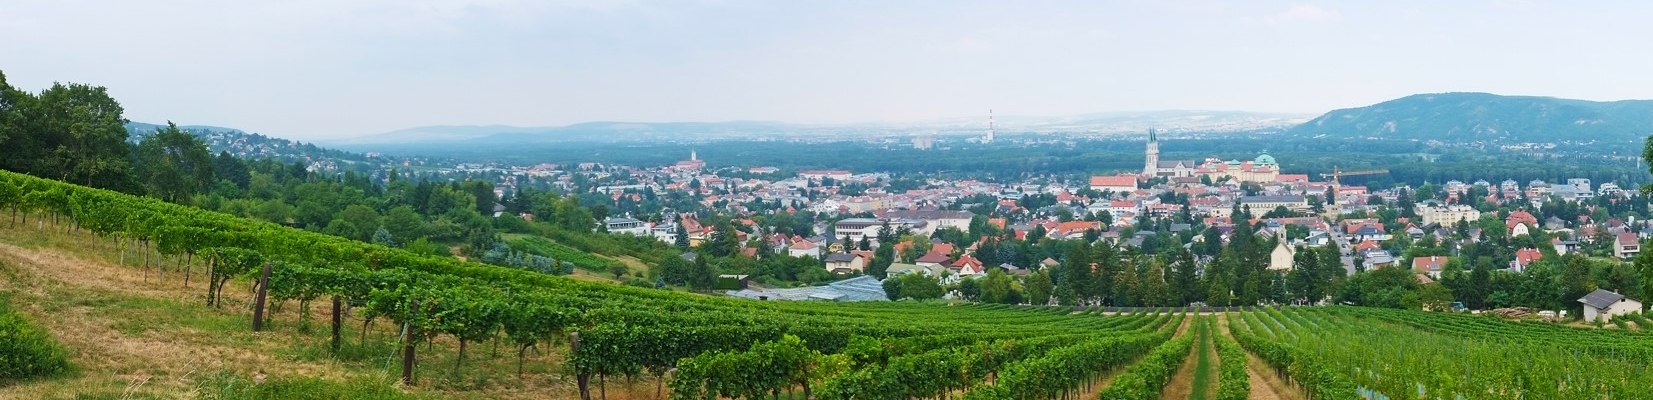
3,1,1651,140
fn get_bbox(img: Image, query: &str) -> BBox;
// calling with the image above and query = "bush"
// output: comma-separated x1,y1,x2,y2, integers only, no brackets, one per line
507,236,620,272
0,296,71,382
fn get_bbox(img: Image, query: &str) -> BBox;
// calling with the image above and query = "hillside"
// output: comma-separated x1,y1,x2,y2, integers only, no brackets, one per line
126,122,397,171
1287,92,1653,142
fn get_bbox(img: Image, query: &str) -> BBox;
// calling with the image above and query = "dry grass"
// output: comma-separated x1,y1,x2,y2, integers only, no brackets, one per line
0,217,657,399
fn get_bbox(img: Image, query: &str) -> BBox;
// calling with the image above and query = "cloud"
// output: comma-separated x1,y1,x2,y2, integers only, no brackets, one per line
1266,4,1341,24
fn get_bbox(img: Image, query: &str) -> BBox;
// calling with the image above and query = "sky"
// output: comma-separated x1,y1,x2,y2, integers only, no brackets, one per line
3,0,1652,141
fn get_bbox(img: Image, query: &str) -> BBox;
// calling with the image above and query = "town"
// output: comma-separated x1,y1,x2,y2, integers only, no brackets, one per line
382,128,1646,324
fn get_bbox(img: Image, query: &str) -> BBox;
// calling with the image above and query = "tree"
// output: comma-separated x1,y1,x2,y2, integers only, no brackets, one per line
1059,242,1093,305
882,277,904,301
674,220,691,250
28,83,136,191
1169,247,1199,305
867,242,894,279
659,254,693,286
689,252,716,291
610,264,630,280
381,205,424,243
1419,283,1455,311
704,221,741,258
213,151,251,189
134,122,215,203
371,227,396,247
1467,259,1492,309
1025,269,1054,306
897,273,944,300
1639,246,1653,312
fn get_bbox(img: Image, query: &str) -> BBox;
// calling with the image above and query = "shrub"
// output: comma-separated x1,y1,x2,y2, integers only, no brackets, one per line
0,296,71,382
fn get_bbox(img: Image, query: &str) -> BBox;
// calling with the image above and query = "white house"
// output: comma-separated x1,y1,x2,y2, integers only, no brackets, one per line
1578,289,1643,322
603,216,650,236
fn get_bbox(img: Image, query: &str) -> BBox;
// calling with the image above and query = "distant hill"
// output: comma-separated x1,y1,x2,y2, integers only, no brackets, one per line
1287,92,1653,142
330,111,1311,148
125,122,391,168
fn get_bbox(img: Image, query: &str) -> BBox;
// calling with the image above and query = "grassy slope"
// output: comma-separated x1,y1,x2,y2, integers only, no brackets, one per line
0,215,669,399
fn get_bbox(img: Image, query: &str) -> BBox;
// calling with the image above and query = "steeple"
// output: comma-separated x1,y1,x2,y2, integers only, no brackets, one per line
690,149,697,161
1143,128,1160,177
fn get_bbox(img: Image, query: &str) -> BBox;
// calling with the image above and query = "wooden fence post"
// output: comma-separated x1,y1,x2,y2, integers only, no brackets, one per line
330,295,343,353
251,262,271,332
402,300,421,386
573,331,591,400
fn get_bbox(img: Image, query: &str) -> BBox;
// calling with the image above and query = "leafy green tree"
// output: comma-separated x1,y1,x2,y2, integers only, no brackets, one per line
1025,269,1054,306
134,122,215,203
1639,247,1653,312
703,221,741,258
381,205,425,242
28,82,135,191
881,277,904,301
897,273,944,300
866,241,894,278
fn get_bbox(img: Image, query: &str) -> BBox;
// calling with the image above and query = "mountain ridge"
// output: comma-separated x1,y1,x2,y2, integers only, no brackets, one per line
1287,92,1653,141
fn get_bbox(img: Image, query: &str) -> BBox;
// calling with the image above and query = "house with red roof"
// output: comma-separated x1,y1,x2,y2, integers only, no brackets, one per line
1412,256,1451,279
1507,210,1539,236
914,250,952,267
1510,248,1542,272
1614,232,1641,259
1089,175,1139,193
951,255,985,276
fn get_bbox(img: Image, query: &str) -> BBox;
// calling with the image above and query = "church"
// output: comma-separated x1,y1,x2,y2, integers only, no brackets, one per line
1141,129,1199,178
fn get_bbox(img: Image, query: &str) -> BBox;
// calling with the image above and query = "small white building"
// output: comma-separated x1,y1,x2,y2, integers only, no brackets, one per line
1578,289,1643,322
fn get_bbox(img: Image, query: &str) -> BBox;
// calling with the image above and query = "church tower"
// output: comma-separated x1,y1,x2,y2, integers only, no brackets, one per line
1143,128,1160,177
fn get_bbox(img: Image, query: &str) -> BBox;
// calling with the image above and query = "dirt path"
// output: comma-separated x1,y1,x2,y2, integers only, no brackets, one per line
1074,314,1194,399
1157,325,1203,400
1216,315,1305,400
1162,317,1218,400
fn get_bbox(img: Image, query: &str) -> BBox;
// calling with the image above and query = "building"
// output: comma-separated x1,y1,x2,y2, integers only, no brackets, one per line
1268,240,1294,271
1578,289,1643,322
669,150,705,173
1615,232,1641,259
1141,129,1199,178
1510,248,1543,272
603,216,650,236
1411,256,1450,279
1419,205,1480,227
799,170,853,181
1196,153,1281,183
824,253,867,274
788,239,821,258
886,262,946,279
1089,175,1139,193
833,218,921,243
877,209,973,234
1239,195,1309,213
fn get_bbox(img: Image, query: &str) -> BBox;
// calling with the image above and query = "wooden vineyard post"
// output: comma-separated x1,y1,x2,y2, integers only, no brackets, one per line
573,331,591,400
330,295,343,353
402,300,420,386
251,262,271,332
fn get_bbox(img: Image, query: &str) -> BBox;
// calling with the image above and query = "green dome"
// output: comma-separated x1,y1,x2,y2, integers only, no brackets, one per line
1254,153,1277,165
